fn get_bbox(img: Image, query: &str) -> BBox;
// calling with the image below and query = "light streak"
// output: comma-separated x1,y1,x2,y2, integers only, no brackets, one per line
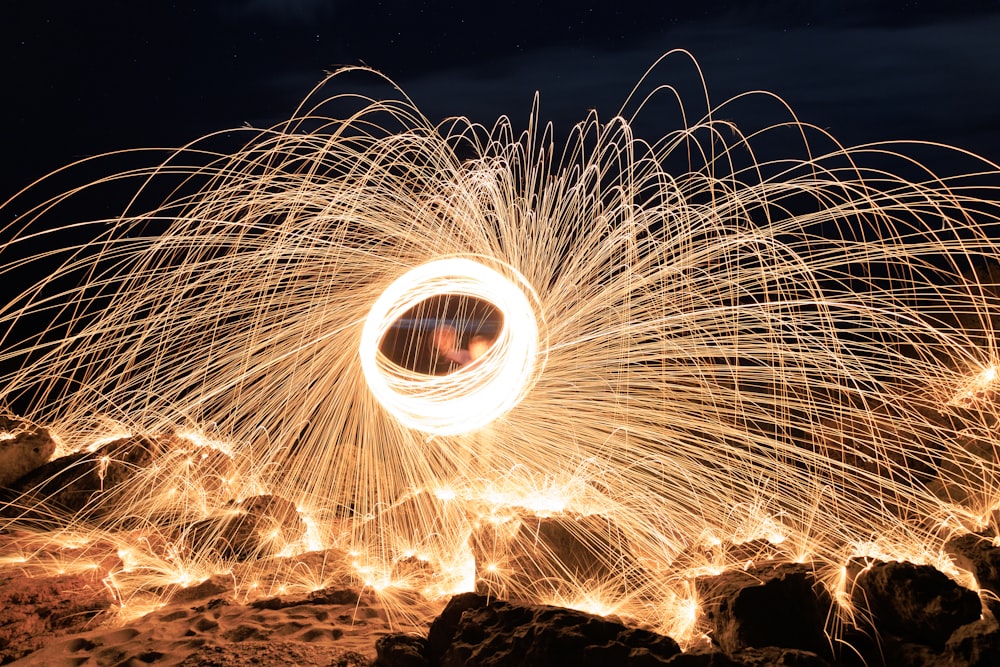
1,52,1000,645
360,257,541,435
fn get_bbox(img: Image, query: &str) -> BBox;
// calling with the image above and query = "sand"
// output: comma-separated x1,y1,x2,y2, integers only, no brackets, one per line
0,530,434,667
14,596,382,666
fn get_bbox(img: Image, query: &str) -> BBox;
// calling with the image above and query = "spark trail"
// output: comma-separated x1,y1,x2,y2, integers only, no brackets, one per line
2,51,1000,643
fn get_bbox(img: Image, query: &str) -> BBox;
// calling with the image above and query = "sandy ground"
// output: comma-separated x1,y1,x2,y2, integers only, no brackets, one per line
0,531,435,667
13,596,389,666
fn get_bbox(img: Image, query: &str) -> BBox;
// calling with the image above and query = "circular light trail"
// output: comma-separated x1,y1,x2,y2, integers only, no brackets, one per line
360,257,541,435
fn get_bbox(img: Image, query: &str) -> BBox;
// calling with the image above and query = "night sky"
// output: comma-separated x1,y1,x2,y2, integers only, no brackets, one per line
3,0,1000,208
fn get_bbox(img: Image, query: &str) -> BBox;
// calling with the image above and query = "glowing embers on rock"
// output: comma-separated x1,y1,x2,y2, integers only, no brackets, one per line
360,258,541,436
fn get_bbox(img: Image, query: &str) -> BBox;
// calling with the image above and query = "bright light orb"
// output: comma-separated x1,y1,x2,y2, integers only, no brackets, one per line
360,257,540,436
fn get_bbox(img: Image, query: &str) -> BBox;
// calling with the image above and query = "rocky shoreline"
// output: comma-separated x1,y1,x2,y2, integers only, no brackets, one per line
5,419,1000,666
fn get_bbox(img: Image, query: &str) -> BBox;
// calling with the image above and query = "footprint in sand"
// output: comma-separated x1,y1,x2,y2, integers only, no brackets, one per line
298,627,344,642
133,650,165,662
44,657,88,667
157,609,190,623
65,637,98,653
95,647,129,665
190,615,220,633
272,620,307,637
169,637,207,652
222,624,264,642
286,607,330,623
359,605,383,620
102,627,142,644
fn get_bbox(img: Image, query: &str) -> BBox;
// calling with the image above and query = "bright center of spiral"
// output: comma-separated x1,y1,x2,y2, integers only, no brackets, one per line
360,258,539,435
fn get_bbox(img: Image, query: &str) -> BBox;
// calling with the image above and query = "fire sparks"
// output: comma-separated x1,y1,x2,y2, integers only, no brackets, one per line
2,52,1000,646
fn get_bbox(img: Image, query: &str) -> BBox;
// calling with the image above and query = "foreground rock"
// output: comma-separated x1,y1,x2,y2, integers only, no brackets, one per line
184,494,306,561
849,559,981,651
695,562,833,657
423,592,680,666
946,532,1000,617
0,414,57,488
371,554,1000,666
377,591,848,666
944,615,1000,667
472,513,634,601
4,434,158,520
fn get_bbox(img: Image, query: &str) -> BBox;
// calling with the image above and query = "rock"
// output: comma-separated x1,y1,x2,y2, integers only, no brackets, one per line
848,559,981,650
184,494,305,561
945,615,1000,667
427,593,680,667
877,640,943,667
231,547,355,601
661,650,740,666
5,435,158,518
695,562,832,656
471,512,633,600
729,646,833,666
0,417,57,488
373,633,431,667
673,537,785,577
249,586,361,611
166,573,234,605
946,532,1000,617
427,592,489,660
